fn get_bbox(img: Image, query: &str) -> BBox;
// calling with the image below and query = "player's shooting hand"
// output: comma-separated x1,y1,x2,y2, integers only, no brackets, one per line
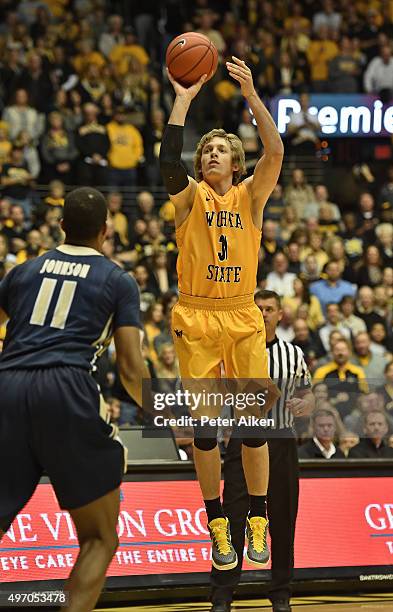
166,68,207,101
226,56,255,98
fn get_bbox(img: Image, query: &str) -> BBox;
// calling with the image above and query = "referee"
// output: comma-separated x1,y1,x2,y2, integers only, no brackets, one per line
210,290,315,612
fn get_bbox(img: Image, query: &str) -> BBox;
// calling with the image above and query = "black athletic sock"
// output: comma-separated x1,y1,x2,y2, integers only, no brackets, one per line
249,494,267,519
205,497,225,523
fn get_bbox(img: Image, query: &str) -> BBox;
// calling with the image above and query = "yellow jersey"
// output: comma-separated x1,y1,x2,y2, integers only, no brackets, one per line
176,180,260,298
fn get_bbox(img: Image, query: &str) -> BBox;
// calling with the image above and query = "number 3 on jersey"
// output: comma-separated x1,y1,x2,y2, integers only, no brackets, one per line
218,234,228,262
30,278,77,329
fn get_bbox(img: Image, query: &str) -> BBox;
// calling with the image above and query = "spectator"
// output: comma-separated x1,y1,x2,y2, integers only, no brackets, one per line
276,304,295,343
354,245,383,287
264,184,285,222
373,285,392,325
340,295,367,336
78,64,107,105
76,102,110,186
133,264,159,312
287,93,320,157
355,192,379,242
339,211,364,262
99,14,124,58
298,407,345,459
155,343,180,397
379,165,393,210
318,303,351,352
107,107,144,187
355,285,386,331
344,392,388,438
310,260,356,314
307,25,338,92
376,361,393,413
40,111,78,183
375,223,393,268
237,108,259,158
151,249,176,295
284,168,315,220
0,46,24,105
73,38,106,76
325,236,354,282
301,230,329,270
13,51,53,113
383,267,393,299
109,26,149,76
144,302,164,362
312,0,342,35
304,184,341,222
286,240,302,274
279,207,300,243
135,190,156,222
348,410,393,458
300,253,321,283
14,130,41,180
143,107,164,186
42,179,65,209
351,331,388,387
0,233,16,266
2,88,44,142
50,44,78,92
293,317,325,366
265,252,296,298
369,323,393,357
339,431,360,457
283,276,324,331
0,146,34,218
328,36,361,93
0,121,11,164
196,8,226,62
0,204,29,254
313,338,368,418
107,192,129,249
364,44,393,99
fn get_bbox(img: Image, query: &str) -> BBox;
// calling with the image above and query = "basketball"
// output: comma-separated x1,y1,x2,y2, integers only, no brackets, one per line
166,32,218,87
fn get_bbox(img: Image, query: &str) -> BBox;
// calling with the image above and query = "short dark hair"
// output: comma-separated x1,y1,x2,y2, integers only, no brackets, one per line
62,187,107,242
254,289,282,308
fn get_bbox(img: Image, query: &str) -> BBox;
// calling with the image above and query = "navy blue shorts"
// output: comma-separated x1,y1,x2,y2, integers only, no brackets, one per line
0,367,124,532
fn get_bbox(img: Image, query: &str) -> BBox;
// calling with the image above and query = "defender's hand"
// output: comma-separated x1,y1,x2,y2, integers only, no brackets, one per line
167,68,207,101
226,56,255,98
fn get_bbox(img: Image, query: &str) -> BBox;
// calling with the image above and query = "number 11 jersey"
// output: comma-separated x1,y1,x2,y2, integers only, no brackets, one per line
175,180,261,298
0,245,140,371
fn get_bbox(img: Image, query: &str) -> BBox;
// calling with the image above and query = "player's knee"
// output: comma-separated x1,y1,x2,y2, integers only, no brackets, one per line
242,438,267,448
193,437,218,451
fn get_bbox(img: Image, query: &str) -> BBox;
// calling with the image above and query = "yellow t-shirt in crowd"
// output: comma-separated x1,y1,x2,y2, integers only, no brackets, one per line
107,122,144,169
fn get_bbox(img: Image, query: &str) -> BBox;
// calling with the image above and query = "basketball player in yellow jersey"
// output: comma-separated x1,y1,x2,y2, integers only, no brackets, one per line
160,57,284,573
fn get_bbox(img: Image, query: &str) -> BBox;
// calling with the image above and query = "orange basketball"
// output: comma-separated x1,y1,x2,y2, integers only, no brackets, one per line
166,32,218,87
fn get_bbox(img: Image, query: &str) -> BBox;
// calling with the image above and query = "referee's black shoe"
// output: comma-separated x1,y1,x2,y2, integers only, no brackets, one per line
272,599,291,611
210,602,231,612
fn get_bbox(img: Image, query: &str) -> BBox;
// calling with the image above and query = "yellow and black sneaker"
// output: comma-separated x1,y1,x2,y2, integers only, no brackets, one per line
208,517,238,571
245,516,270,567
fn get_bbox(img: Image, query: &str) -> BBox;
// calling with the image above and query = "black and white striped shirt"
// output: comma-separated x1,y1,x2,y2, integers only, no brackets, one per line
267,337,312,430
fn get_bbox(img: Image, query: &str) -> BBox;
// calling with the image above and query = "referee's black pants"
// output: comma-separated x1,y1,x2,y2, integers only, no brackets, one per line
210,435,299,604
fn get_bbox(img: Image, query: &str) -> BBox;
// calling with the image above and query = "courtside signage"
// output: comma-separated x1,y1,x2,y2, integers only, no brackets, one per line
271,95,393,137
1,478,392,582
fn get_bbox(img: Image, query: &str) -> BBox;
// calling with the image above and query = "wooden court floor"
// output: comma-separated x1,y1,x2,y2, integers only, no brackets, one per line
95,592,393,611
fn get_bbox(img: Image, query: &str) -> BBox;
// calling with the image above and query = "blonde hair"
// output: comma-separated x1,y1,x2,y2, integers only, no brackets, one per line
194,129,246,185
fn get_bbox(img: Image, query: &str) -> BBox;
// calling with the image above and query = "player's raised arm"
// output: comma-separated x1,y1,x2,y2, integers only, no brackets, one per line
159,70,206,226
227,57,284,228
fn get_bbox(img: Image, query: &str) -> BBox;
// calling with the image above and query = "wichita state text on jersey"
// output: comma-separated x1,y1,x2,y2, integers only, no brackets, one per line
176,180,260,298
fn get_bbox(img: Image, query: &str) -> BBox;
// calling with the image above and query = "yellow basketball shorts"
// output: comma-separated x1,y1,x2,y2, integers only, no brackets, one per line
172,293,279,417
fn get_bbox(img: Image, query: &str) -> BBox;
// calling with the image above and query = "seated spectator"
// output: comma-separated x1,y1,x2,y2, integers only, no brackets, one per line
310,261,356,314
284,168,315,220
339,212,364,263
339,431,360,457
304,184,341,222
351,331,388,388
283,276,324,331
364,44,393,100
15,228,46,264
300,253,321,283
287,93,320,157
0,121,11,164
0,233,16,266
340,295,367,336
76,102,110,186
155,343,180,393
348,410,393,458
40,111,78,184
135,190,156,222
264,184,285,222
50,44,78,93
286,240,302,274
312,0,342,35
293,318,325,367
2,88,44,142
373,285,392,325
378,165,393,210
344,392,386,437
318,203,340,236
325,236,354,282
78,63,107,105
144,302,164,363
14,130,41,180
376,361,393,414
355,285,386,331
313,338,368,418
151,249,176,295
306,25,338,92
99,14,124,58
276,304,295,343
279,206,299,243
107,192,129,249
375,223,393,268
109,25,149,76
0,146,34,219
133,264,159,312
300,230,329,270
0,204,29,254
238,108,259,158
107,106,143,187
383,267,393,299
369,322,393,357
73,38,106,76
355,245,383,287
298,406,345,459
143,107,165,186
318,303,351,352
328,36,361,93
355,192,379,242
13,51,54,113
265,252,296,298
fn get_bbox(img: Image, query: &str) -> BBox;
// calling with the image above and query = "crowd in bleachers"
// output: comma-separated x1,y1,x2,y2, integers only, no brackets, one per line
1,0,393,459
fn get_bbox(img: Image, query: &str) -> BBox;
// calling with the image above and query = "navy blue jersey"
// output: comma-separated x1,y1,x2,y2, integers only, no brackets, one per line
0,245,140,371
